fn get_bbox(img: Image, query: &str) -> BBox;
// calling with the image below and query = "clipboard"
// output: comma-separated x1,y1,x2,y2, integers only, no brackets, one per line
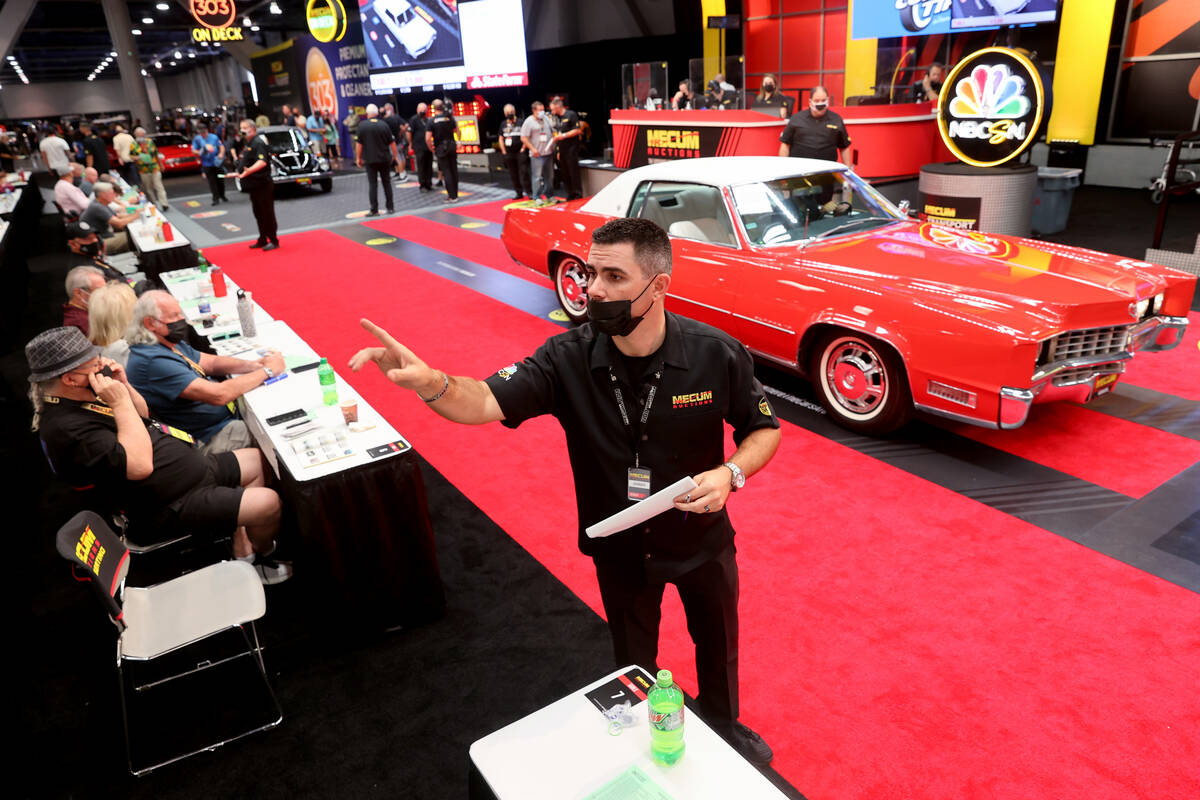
585,476,697,539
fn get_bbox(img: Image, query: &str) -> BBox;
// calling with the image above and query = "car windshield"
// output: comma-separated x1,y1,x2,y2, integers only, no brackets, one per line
152,134,187,147
264,129,309,153
731,170,903,246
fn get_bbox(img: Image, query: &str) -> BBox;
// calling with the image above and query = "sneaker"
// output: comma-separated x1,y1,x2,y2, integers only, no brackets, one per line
249,240,266,249
261,242,279,251
252,553,293,585
445,197,459,203
726,722,773,766
366,209,380,217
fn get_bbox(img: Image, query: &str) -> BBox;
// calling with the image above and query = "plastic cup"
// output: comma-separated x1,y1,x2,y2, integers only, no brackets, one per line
339,399,358,423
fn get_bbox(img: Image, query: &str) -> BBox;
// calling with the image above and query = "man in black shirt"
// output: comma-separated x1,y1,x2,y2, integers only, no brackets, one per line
356,103,399,216
80,123,112,173
349,218,782,765
381,102,408,181
778,85,851,162
408,102,434,191
550,97,583,201
27,326,289,583
497,103,529,200
235,119,279,251
425,99,458,203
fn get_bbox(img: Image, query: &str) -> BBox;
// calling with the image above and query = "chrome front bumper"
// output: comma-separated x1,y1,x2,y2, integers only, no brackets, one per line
272,171,330,184
999,315,1189,429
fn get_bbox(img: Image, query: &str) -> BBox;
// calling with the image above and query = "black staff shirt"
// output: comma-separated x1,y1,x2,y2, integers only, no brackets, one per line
484,312,779,580
356,117,396,164
779,108,851,162
409,112,430,152
552,109,581,152
500,118,523,155
239,133,272,188
429,111,458,158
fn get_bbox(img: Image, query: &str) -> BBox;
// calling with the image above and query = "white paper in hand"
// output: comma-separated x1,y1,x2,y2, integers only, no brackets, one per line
585,476,698,539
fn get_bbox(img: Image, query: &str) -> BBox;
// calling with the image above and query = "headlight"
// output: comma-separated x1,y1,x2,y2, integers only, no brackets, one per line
1151,293,1165,314
1135,297,1150,318
318,157,329,170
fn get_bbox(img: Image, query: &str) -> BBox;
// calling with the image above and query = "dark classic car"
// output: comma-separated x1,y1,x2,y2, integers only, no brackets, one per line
236,125,333,193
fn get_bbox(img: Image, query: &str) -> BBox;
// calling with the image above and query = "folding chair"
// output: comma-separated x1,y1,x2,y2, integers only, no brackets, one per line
56,511,282,776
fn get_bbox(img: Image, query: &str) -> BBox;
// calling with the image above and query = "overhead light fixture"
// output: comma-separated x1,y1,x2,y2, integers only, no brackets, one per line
169,61,176,66
132,28,142,35
141,68,148,76
142,17,154,24
251,25,260,31
110,51,117,57
155,60,162,68
243,16,251,26
188,52,196,58
156,2,169,9
269,2,282,14
200,41,209,46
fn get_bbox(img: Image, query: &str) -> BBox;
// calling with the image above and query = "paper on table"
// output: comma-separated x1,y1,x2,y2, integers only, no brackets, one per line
583,765,674,800
585,476,697,539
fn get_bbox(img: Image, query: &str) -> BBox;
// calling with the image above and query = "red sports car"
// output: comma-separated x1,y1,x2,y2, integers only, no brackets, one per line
500,157,1195,434
148,132,203,174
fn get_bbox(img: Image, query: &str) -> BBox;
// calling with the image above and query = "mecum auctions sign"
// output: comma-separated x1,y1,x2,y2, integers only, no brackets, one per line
937,47,1044,168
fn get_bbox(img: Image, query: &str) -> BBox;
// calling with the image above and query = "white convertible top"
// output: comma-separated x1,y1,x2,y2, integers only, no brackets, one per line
581,156,845,217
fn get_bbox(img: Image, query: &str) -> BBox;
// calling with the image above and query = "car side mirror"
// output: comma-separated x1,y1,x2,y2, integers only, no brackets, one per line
897,200,919,218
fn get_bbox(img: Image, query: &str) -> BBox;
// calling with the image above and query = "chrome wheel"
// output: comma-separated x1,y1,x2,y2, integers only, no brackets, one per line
810,331,911,434
554,255,589,323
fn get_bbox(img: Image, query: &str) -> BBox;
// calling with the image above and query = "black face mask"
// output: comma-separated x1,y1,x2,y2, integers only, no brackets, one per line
79,241,100,257
763,83,775,92
506,113,516,119
587,277,656,337
162,319,190,344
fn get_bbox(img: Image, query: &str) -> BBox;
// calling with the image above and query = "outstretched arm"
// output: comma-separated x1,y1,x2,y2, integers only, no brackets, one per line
348,318,505,425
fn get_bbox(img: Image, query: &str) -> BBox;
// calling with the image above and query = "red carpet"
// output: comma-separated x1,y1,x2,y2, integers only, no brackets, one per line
443,197,513,225
205,228,1200,800
1121,310,1200,401
953,402,1200,498
361,216,552,287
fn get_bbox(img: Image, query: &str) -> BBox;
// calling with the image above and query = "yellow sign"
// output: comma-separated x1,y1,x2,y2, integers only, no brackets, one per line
646,129,699,151
306,0,349,43
192,26,244,42
937,47,1044,168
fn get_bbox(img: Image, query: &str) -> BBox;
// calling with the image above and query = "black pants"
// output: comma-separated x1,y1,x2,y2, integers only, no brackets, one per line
413,147,433,189
203,165,226,201
246,180,277,244
594,545,739,734
504,152,530,197
436,150,458,199
558,145,582,199
365,161,394,212
119,162,140,188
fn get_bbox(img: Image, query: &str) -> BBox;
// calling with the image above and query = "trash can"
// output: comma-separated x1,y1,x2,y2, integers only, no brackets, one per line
1031,166,1082,235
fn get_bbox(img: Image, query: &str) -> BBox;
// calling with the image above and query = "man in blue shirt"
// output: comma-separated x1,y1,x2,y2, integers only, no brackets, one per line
191,122,228,206
125,291,285,454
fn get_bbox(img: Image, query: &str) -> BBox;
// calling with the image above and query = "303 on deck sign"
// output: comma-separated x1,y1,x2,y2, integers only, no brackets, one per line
191,0,237,29
937,47,1044,168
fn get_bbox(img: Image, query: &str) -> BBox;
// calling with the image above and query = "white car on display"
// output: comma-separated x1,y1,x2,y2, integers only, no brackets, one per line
375,0,437,60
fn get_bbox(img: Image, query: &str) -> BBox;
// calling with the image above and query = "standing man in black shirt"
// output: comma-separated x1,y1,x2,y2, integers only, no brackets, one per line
381,102,409,181
550,97,583,201
349,217,782,766
425,99,458,203
778,85,850,162
235,119,279,251
355,103,399,216
408,102,434,192
80,123,111,174
497,103,529,200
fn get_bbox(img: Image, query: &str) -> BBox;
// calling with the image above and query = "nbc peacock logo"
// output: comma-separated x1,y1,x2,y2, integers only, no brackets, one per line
938,47,1044,168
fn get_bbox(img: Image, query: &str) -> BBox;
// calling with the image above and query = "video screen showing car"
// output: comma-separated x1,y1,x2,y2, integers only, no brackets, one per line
361,0,465,88
362,0,528,93
950,0,1059,29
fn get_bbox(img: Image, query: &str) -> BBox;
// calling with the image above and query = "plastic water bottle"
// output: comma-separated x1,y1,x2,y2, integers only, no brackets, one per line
236,289,256,337
648,669,685,765
318,358,338,406
196,261,212,296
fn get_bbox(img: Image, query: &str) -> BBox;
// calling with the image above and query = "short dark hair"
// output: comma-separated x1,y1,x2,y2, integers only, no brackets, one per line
591,218,672,277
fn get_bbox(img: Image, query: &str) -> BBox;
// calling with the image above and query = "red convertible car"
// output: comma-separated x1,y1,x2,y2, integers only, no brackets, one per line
500,157,1195,434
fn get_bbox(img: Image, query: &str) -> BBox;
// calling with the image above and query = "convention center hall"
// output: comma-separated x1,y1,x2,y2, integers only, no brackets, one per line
6,1,1198,797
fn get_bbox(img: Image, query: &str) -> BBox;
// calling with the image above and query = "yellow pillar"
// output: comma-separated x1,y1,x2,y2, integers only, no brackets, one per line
701,0,726,80
844,0,877,101
1047,0,1118,145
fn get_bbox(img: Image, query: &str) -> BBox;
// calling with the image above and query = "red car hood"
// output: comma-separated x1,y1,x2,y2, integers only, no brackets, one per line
783,221,1179,331
158,144,195,159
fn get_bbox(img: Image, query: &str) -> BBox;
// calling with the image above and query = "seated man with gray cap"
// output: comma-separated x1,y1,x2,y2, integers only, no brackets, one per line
28,326,290,584
125,290,285,454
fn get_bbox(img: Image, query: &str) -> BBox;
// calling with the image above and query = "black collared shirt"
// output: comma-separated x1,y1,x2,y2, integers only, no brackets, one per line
429,111,458,157
780,108,851,161
238,133,271,188
552,109,580,151
485,312,779,579
409,112,430,151
357,117,395,164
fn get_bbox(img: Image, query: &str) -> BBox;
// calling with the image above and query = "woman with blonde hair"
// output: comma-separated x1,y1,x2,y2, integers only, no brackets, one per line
87,281,137,365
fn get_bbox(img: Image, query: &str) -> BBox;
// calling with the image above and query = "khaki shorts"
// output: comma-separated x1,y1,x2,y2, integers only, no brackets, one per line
200,419,254,455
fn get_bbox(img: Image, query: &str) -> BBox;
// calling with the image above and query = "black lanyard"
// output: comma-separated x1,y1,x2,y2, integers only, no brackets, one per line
609,366,662,469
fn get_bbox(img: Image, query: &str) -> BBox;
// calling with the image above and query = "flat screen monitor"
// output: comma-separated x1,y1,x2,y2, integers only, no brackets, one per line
950,0,1059,30
360,0,528,94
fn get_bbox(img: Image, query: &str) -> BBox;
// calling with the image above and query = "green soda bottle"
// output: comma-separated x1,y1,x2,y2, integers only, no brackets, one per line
648,669,685,765
318,357,338,406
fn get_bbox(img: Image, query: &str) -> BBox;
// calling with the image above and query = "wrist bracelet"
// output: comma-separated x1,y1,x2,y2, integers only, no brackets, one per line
420,371,449,403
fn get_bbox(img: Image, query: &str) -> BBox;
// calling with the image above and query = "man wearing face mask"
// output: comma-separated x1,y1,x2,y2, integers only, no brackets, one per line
521,101,556,205
236,118,279,251
408,102,434,192
777,85,850,163
125,291,285,454
425,99,459,203
497,103,530,200
349,217,782,767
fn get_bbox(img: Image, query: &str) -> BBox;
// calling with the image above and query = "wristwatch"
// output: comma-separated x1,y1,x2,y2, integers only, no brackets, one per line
262,366,274,379
723,461,745,491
